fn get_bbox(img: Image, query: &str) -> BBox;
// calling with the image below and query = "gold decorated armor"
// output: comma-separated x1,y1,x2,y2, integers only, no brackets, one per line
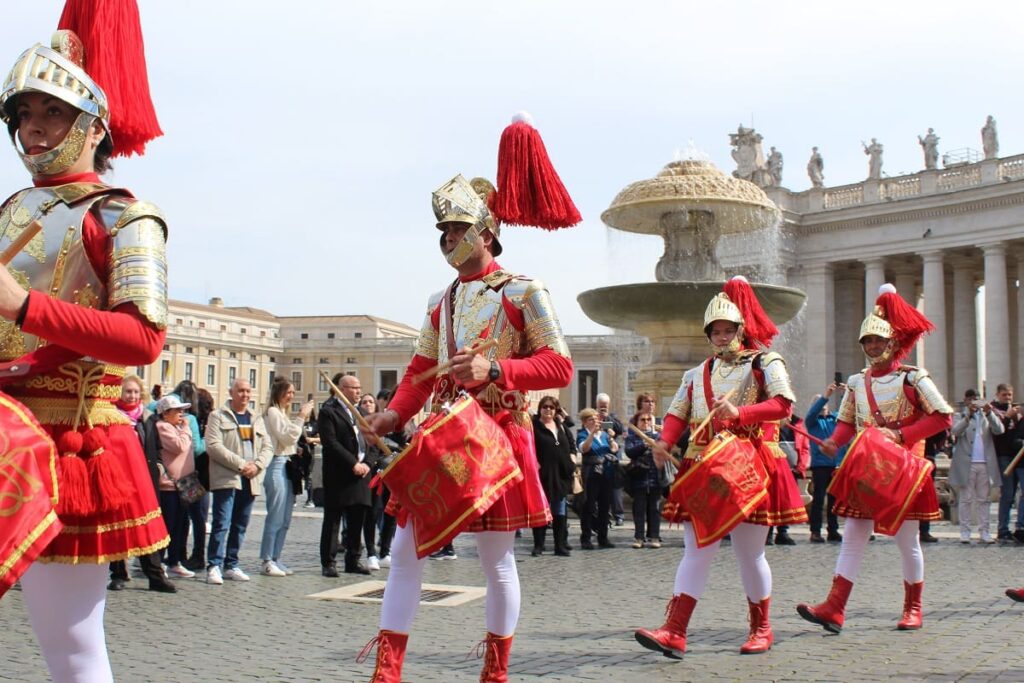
667,350,795,458
703,292,744,330
859,303,894,341
838,366,954,430
0,183,168,361
432,175,502,265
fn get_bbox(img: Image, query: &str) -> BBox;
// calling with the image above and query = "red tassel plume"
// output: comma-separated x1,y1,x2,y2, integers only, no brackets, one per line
875,290,935,363
723,276,779,349
491,113,581,230
55,429,93,517
58,0,163,156
82,427,135,513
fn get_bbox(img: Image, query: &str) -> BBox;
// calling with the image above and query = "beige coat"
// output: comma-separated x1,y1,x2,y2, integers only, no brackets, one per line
264,405,303,456
205,403,274,495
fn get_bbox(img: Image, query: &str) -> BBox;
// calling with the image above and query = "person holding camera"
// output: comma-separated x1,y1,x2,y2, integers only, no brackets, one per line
155,396,196,579
626,413,663,549
949,389,1004,544
577,408,620,549
991,384,1024,542
804,383,847,543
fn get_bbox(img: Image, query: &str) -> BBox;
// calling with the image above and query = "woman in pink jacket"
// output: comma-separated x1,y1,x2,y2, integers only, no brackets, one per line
155,395,196,579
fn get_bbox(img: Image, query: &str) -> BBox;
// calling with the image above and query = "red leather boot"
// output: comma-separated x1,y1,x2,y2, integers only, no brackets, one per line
478,632,513,683
357,630,408,683
796,575,854,633
740,597,774,654
897,581,923,630
634,593,698,659
1006,587,1024,602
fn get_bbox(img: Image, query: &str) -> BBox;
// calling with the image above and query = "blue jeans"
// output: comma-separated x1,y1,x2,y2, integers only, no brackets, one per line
207,486,255,570
260,457,295,561
187,492,210,557
997,458,1024,535
159,490,189,566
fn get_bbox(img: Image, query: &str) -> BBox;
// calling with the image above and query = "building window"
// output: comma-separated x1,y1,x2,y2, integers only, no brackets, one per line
220,324,227,331
577,369,599,413
229,352,237,359
327,332,335,339
249,354,257,361
184,362,193,381
160,359,170,383
208,349,216,356
269,356,276,363
162,344,170,351
318,357,329,364
354,332,362,339
175,318,183,325
198,321,205,329
268,370,275,386
185,346,194,353
379,370,398,393
300,333,309,339
292,358,302,364
137,365,146,380
317,373,329,392
346,357,356,364
291,371,302,391
346,371,356,376
240,328,247,335
260,331,266,337
207,365,215,385
228,367,237,383
249,368,257,387
249,400,255,410
291,402,301,414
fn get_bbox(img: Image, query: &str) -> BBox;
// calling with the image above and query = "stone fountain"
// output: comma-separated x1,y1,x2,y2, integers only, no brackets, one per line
577,157,806,404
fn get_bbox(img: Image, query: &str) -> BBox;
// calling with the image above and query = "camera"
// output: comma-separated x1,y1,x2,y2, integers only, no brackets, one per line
600,420,615,431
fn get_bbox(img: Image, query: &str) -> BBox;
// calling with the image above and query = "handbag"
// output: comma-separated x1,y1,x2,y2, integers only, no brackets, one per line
572,466,584,495
174,470,207,505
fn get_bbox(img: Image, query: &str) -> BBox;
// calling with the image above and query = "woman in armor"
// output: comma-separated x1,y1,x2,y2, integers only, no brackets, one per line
635,276,807,658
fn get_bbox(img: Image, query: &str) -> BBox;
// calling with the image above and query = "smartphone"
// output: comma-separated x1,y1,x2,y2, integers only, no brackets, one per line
600,420,615,430
834,371,843,385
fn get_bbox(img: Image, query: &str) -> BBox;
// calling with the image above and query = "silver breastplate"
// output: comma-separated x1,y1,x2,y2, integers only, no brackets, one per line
0,185,107,361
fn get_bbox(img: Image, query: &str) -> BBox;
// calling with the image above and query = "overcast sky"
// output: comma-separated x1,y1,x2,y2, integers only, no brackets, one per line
1,2,1021,334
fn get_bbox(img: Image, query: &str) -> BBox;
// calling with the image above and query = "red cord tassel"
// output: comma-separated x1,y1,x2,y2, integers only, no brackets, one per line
82,428,135,513
492,117,581,230
875,291,935,362
58,0,163,156
723,276,779,349
55,430,93,517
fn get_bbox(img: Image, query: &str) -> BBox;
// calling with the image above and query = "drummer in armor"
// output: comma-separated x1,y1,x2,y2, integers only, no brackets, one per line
360,116,577,683
0,3,169,681
635,276,807,659
797,283,953,633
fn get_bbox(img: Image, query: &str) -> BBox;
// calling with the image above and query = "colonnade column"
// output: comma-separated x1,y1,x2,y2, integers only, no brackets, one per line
921,251,948,398
950,256,978,397
804,262,835,405
982,242,1010,394
892,260,918,364
863,257,886,315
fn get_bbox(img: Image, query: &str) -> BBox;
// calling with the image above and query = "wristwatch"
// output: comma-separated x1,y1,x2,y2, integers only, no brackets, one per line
488,360,501,382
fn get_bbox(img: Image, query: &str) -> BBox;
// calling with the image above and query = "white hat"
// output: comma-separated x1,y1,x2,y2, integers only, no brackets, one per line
156,395,191,414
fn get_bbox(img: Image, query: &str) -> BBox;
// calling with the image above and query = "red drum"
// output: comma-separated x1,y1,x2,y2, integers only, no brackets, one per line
827,426,935,536
0,391,62,598
668,431,770,548
379,395,524,559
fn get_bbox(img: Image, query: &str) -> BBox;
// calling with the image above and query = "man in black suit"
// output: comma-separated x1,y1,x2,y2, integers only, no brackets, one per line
318,373,378,575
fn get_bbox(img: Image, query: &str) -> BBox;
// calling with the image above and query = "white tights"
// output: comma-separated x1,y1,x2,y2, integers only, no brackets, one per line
835,518,923,583
379,526,520,636
20,562,112,683
673,522,772,602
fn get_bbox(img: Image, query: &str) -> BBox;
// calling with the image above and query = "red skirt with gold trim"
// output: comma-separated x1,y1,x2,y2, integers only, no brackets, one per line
663,440,808,528
39,423,168,564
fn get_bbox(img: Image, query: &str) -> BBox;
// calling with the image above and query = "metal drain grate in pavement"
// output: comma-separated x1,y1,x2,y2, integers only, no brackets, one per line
307,581,486,607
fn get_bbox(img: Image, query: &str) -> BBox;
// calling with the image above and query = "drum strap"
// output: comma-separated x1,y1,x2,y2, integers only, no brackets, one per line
701,354,761,437
443,277,497,371
864,369,900,428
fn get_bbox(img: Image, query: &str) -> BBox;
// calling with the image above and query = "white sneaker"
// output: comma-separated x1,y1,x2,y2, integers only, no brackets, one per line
169,563,195,578
260,560,286,577
980,532,995,544
366,556,380,571
275,561,295,575
960,531,971,544
206,566,223,585
379,555,391,568
223,567,251,582
303,500,316,509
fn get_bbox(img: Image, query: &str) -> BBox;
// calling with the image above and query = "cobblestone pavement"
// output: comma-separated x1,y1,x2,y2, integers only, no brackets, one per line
2,507,1024,682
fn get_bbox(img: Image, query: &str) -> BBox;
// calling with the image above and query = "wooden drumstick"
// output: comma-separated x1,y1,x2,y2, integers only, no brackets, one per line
691,389,736,442
0,221,42,265
412,338,499,385
626,421,680,468
1004,444,1024,477
318,370,392,457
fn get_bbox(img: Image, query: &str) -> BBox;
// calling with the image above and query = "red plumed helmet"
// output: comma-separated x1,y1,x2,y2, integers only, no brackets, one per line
873,284,934,362
722,276,779,349
491,112,581,230
58,0,162,156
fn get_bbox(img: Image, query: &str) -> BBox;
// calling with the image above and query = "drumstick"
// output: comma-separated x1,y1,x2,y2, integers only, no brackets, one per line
626,421,680,468
1004,444,1024,477
318,370,392,457
691,389,736,442
787,420,827,447
0,221,42,265
412,338,499,385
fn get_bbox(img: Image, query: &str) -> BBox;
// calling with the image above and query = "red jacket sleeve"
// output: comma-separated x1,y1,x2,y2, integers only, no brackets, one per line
831,420,856,447
660,413,687,447
498,348,573,392
736,396,792,426
901,411,952,446
20,292,165,366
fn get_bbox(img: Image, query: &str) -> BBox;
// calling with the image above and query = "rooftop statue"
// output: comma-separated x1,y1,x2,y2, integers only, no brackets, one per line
730,125,772,188
807,147,824,188
918,128,939,170
982,115,999,160
862,138,883,180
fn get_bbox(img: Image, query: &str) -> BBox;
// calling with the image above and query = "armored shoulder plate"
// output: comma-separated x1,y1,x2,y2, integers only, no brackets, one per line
414,288,445,360
96,195,168,329
905,366,953,415
667,366,699,421
756,351,796,402
502,276,569,357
